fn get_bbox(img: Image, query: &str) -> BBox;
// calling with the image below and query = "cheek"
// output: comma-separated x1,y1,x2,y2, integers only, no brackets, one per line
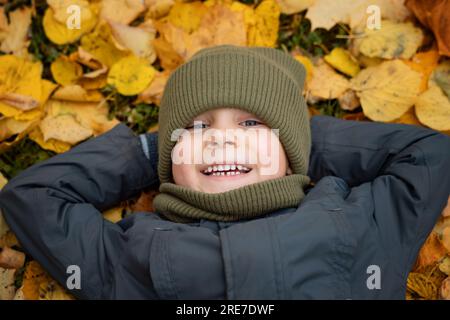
172,163,199,187
253,131,287,177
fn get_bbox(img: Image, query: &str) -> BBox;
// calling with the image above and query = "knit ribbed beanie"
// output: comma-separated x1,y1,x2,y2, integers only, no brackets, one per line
154,44,311,222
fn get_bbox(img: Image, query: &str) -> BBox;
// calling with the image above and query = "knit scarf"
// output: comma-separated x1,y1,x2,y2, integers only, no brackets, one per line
152,174,311,223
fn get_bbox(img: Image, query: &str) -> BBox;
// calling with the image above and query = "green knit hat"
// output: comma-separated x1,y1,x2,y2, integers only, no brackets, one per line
158,44,311,184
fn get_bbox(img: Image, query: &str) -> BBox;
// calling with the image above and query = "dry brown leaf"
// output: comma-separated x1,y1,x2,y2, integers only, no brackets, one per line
338,89,360,111
441,276,450,299
414,232,448,270
0,246,25,269
0,231,19,249
407,272,439,299
405,0,450,57
0,267,16,300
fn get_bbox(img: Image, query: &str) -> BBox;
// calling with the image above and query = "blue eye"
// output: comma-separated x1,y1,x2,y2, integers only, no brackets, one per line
241,119,262,127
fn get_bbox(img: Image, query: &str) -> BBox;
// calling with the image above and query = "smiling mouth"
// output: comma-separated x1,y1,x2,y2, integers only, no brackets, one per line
200,164,252,177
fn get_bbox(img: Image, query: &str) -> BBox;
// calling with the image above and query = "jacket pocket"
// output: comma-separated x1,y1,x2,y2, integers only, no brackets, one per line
148,228,179,299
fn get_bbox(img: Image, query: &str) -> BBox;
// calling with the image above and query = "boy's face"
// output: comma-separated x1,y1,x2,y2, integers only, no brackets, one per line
171,108,292,194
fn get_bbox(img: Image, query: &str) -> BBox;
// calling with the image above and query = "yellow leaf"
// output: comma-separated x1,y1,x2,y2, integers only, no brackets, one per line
324,48,360,77
0,55,42,117
107,55,156,96
28,127,71,154
43,7,97,45
275,0,314,14
403,50,440,93
350,60,422,122
415,85,450,132
168,1,208,33
358,20,423,60
47,0,93,24
40,113,93,145
306,0,411,30
137,69,170,106
80,22,129,68
100,0,146,25
15,79,58,121
52,85,103,102
429,61,450,99
0,117,36,142
0,7,32,55
307,59,350,100
247,0,280,47
144,0,175,19
108,20,157,63
50,55,83,86
293,55,314,83
102,206,124,223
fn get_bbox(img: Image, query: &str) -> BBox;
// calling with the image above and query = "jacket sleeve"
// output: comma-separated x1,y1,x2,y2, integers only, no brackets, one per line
308,115,450,270
0,123,160,299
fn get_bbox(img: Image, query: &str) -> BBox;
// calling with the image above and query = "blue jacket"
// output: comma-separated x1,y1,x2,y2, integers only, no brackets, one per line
1,115,449,300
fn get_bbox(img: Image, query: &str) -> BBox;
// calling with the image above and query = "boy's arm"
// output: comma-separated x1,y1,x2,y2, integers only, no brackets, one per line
308,115,450,270
0,123,159,299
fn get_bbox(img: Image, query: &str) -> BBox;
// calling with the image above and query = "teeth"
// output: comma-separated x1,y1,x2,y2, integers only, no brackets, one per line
202,164,251,175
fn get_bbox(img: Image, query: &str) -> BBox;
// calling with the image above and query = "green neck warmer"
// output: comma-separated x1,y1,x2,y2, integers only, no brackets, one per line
153,174,310,223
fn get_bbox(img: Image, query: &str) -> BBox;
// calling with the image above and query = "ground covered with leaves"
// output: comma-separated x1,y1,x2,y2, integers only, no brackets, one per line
0,0,449,300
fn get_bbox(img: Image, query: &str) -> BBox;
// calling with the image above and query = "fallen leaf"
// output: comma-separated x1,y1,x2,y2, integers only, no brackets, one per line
0,7,32,55
391,106,422,126
350,60,422,122
439,256,450,276
168,1,208,33
415,86,450,131
407,272,439,299
52,85,104,102
306,0,411,30
107,55,156,96
50,55,83,86
338,89,360,111
307,59,350,100
47,0,93,24
429,61,450,99
100,0,146,24
102,206,124,223
293,54,314,83
275,0,314,14
108,20,157,63
43,6,97,45
81,21,130,68
137,69,170,105
405,0,450,56
0,267,16,300
247,0,281,47
324,47,360,77
28,126,72,154
357,20,423,60
40,113,93,145
144,0,175,19
415,232,448,269
0,117,36,142
441,276,450,299
0,247,25,269
0,55,43,117
403,50,440,93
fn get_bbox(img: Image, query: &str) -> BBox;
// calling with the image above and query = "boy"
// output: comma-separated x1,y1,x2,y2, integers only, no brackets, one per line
0,45,449,299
